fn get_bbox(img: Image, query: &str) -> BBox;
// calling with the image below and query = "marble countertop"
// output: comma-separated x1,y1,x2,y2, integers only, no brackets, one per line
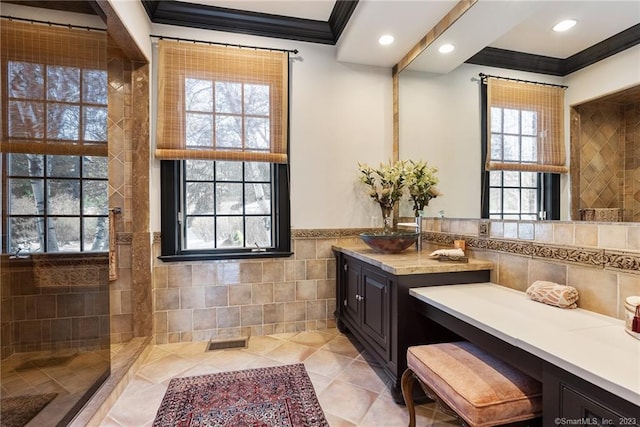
332,243,494,275
410,283,640,406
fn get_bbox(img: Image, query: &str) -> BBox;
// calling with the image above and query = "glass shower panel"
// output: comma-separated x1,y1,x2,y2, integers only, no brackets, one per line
1,16,110,427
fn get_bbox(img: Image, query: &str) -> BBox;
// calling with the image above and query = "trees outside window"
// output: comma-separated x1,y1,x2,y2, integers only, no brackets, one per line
6,154,108,253
3,59,108,254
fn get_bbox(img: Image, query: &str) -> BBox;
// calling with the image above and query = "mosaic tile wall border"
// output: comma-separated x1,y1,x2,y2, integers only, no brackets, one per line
32,253,109,287
423,231,640,274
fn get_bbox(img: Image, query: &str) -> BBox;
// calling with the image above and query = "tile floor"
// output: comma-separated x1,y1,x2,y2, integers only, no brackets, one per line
100,329,458,426
1,347,111,426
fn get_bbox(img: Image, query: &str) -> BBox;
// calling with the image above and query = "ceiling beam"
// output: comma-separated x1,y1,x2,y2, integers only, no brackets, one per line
392,0,477,76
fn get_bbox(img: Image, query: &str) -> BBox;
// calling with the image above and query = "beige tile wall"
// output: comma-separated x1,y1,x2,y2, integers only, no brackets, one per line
571,94,640,222
107,42,152,344
424,218,640,320
150,236,359,344
1,257,110,355
107,40,135,344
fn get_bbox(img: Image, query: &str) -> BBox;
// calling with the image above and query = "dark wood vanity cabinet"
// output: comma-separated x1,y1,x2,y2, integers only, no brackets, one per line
544,365,640,427
341,257,390,361
334,251,491,402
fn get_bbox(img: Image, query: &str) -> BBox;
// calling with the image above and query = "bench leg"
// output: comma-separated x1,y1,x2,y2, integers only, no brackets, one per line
401,368,417,427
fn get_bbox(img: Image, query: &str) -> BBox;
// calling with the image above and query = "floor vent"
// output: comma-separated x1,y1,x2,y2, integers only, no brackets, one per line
206,337,248,351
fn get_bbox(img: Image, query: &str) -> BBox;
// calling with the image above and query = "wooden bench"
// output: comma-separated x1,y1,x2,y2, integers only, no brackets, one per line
401,341,542,427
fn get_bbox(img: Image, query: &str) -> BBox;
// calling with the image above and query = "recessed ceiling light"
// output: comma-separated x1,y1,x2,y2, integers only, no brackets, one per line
553,19,577,32
438,44,455,54
378,34,394,46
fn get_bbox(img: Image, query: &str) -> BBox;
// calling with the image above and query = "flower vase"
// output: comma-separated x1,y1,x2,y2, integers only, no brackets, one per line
414,204,426,218
380,204,393,233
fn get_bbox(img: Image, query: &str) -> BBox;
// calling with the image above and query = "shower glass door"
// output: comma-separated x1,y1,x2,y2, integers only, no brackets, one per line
1,17,110,427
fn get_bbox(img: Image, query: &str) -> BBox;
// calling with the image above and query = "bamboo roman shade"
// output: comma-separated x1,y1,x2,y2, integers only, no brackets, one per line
0,20,108,157
155,40,289,163
486,77,567,174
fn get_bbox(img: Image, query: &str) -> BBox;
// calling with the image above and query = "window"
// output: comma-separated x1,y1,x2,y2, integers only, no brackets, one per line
6,154,108,253
161,159,290,260
6,60,107,144
488,170,539,220
184,79,272,154
157,41,291,260
487,106,541,220
1,21,108,254
480,76,563,220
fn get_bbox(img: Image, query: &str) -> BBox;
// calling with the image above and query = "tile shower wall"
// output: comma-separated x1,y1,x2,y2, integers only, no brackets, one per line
572,102,625,215
423,218,640,320
1,255,110,356
107,39,135,344
624,101,640,221
107,40,152,344
571,92,640,222
1,261,11,359
150,236,358,344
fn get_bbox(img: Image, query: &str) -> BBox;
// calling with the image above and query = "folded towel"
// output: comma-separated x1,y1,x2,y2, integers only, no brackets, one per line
526,281,579,309
429,248,465,257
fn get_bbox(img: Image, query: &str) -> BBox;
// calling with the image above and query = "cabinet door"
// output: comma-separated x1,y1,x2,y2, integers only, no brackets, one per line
343,259,361,327
561,386,637,427
361,266,389,354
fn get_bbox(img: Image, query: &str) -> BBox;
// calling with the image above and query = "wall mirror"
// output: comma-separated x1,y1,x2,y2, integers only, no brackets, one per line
395,1,640,222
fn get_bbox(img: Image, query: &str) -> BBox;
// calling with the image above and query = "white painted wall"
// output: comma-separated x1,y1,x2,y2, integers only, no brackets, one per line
399,64,564,219
147,24,393,230
565,44,640,106
286,45,393,229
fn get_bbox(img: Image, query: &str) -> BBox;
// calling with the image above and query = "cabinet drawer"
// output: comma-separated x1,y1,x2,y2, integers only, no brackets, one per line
561,385,639,427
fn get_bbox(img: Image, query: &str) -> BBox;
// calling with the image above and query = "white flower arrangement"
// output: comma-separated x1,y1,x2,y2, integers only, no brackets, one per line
357,160,407,209
358,159,441,226
405,160,440,217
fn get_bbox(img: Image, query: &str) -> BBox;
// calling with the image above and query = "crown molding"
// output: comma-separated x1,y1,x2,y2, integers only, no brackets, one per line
466,23,640,76
328,0,359,43
142,0,358,45
465,47,563,76
563,23,640,75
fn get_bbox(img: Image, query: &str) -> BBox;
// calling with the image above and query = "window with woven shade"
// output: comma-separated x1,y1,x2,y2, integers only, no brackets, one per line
485,77,567,174
157,40,292,260
480,76,564,220
1,20,108,157
155,40,289,163
1,20,109,254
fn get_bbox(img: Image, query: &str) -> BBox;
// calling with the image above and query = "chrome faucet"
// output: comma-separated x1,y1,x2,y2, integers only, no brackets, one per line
397,217,423,252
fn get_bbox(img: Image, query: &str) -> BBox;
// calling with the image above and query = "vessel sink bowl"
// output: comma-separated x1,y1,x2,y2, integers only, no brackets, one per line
359,232,419,254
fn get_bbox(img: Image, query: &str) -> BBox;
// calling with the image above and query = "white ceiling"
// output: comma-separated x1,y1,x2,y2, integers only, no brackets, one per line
185,0,640,72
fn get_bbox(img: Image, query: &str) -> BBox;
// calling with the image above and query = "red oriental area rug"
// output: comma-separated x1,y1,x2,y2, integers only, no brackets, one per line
152,363,329,427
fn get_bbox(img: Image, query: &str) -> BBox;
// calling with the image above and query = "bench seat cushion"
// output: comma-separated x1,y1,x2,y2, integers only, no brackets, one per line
407,342,542,427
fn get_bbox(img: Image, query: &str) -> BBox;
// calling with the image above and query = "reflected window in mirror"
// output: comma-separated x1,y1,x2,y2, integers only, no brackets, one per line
484,170,558,220
480,82,560,220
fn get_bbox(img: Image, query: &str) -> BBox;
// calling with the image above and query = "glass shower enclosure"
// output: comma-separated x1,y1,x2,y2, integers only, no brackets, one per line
1,16,111,427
